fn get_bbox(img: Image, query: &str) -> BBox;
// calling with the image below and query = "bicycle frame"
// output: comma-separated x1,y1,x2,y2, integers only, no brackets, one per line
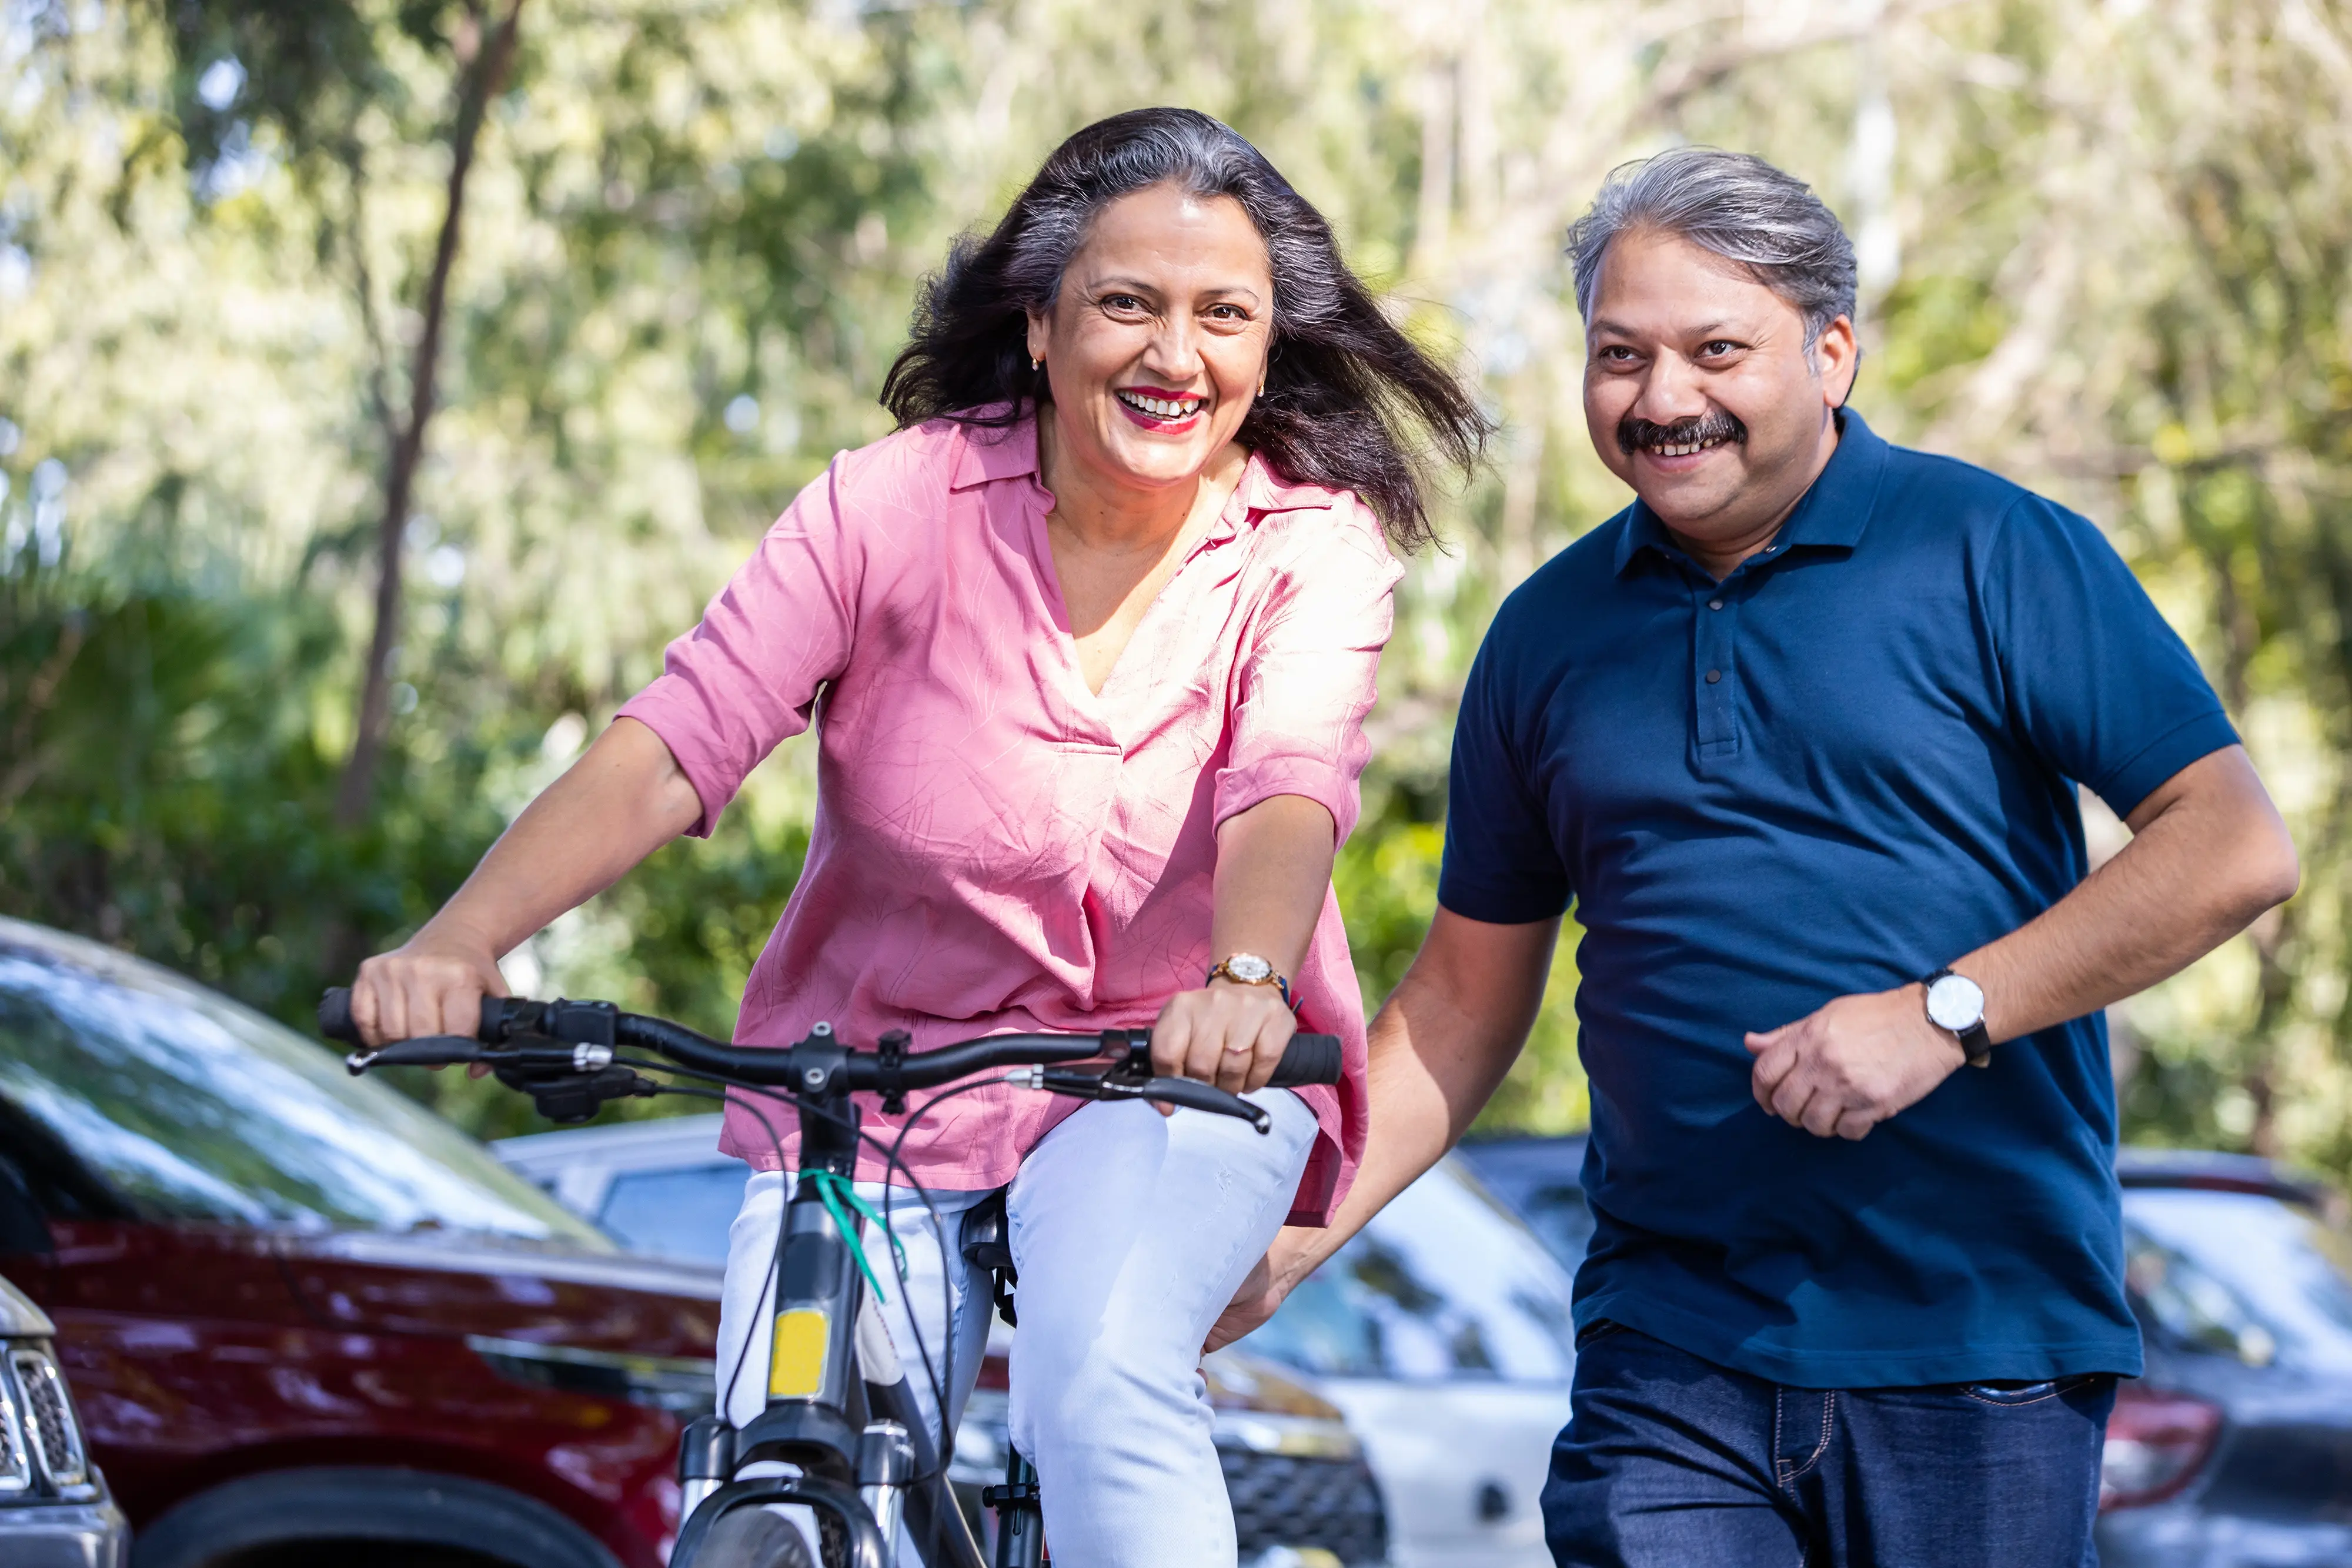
671,1037,993,1568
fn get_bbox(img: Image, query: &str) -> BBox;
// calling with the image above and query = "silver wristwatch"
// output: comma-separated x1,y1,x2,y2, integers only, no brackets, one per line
1923,968,1992,1068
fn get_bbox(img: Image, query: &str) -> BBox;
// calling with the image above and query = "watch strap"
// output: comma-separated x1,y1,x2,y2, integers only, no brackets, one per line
1923,967,1993,1068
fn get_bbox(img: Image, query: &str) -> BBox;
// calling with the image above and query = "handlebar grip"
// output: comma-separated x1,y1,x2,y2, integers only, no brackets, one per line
481,994,525,1044
1265,1032,1342,1089
319,988,360,1044
320,987,534,1048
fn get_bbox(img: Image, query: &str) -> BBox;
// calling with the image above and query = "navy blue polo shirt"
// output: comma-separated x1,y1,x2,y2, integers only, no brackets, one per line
1439,410,2237,1388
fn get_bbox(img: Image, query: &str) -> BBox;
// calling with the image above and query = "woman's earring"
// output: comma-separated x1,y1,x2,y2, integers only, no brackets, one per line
1030,357,1042,373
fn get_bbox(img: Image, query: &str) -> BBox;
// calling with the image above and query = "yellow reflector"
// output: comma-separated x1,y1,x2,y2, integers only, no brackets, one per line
769,1309,830,1398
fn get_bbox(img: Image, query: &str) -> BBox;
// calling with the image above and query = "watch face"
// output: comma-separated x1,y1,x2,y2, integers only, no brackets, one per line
1224,954,1274,984
1926,974,1986,1032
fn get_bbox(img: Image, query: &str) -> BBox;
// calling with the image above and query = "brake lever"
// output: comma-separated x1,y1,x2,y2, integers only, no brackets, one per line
345,1037,618,1078
1007,1066,1272,1134
343,1035,483,1075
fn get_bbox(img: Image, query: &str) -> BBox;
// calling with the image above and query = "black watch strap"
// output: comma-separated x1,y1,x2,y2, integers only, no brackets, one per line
1923,967,1993,1068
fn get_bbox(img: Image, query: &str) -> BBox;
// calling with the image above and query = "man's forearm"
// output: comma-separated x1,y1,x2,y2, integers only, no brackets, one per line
1264,911,1557,1289
1964,746,2298,1044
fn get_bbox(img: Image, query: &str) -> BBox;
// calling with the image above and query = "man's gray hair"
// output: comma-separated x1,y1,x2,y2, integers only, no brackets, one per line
1566,147,1857,346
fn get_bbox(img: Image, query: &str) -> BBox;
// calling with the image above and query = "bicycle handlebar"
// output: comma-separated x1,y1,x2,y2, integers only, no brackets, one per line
316,988,1344,1092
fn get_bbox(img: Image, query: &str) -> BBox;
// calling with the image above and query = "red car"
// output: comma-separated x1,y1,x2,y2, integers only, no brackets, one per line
0,917,721,1568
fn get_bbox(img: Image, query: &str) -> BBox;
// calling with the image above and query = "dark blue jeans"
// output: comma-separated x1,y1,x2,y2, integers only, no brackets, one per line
1544,1323,2116,1568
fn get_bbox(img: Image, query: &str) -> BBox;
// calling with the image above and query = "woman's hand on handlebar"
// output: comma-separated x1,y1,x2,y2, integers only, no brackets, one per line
1151,978,1298,1099
350,927,508,1049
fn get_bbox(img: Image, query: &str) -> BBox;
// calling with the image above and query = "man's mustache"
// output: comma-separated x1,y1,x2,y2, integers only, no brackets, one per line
1617,411,1748,456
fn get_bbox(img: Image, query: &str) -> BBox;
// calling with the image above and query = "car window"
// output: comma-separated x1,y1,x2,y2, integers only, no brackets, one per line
2124,1186,2352,1375
1240,1158,1577,1383
0,945,607,1244
597,1162,744,1266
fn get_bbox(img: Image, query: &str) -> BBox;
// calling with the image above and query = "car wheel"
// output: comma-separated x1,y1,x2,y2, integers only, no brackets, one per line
693,1507,817,1568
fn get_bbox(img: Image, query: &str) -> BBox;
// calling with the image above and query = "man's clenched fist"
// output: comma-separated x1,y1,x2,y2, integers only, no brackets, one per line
1745,985,1969,1140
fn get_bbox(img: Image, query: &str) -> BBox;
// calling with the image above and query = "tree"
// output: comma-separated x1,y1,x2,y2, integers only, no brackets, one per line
152,0,528,826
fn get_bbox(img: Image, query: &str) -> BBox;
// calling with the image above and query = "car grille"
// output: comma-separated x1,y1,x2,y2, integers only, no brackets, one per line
5,1347,87,1491
1222,1447,1388,1567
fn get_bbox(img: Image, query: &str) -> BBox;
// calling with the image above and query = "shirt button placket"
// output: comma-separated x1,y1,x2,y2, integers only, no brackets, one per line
1693,579,1739,763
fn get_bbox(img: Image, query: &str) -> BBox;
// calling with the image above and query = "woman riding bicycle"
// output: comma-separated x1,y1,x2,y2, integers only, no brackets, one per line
348,106,1484,1566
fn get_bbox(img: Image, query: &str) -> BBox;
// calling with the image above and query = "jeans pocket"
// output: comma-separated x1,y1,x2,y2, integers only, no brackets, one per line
1575,1318,1626,1351
1959,1373,2108,1408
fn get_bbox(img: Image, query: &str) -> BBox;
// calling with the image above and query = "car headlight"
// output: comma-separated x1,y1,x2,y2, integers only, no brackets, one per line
2,1340,93,1500
466,1335,717,1414
1213,1409,1361,1462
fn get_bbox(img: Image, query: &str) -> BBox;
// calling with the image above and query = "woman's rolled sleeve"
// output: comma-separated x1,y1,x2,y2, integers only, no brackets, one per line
616,459,861,837
1212,509,1403,845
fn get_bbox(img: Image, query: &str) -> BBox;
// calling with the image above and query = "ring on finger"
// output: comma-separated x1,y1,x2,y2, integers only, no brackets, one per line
1221,1040,1253,1055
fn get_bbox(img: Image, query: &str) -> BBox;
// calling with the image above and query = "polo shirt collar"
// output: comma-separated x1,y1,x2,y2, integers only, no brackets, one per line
1613,408,1890,577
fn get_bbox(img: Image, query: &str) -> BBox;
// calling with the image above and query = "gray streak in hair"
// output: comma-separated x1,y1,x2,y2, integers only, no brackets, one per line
1566,148,1858,347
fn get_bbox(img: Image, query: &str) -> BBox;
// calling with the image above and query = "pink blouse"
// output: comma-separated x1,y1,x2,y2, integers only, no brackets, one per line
617,409,1401,1225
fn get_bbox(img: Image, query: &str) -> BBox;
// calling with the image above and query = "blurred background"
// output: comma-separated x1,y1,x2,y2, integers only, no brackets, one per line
3,0,2348,1168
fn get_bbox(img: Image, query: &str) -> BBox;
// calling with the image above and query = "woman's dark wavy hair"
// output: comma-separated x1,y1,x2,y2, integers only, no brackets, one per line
881,107,1488,552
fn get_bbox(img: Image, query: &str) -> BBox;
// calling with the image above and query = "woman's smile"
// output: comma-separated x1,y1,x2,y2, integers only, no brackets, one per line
1112,385,1209,432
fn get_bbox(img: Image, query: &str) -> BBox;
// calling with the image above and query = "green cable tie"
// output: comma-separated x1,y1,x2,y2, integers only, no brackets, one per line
800,1169,908,1306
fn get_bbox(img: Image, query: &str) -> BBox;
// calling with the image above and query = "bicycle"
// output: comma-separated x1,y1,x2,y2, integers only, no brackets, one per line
316,986,1341,1568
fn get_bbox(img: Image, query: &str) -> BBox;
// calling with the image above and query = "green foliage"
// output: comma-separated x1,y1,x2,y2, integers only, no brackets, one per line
0,560,509,1027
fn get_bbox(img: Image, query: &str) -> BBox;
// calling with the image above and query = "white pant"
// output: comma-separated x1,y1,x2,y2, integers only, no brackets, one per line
714,1090,1317,1568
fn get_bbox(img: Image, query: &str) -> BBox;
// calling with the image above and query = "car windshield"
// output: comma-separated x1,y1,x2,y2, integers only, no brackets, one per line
1239,1158,1578,1383
2124,1185,2352,1375
0,938,607,1245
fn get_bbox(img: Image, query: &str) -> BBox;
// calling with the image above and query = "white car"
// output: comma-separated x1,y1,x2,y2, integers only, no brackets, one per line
496,1115,1574,1568
1234,1159,1575,1568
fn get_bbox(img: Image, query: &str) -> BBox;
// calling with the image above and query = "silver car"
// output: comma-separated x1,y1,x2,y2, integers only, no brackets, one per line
497,1115,1575,1568
0,1271,128,1568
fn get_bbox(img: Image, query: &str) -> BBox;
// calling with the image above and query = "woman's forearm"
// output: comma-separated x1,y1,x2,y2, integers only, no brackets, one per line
1151,794,1338,1091
1209,793,1338,975
351,717,703,1042
426,717,703,955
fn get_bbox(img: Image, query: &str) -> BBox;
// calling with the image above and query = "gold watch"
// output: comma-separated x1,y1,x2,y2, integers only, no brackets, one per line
1207,953,1295,1008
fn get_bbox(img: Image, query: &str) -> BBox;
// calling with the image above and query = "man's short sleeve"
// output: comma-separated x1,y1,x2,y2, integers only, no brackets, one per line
1984,496,2239,818
1437,624,1573,923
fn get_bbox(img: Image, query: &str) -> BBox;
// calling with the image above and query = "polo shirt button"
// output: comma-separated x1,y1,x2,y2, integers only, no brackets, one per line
1708,599,1724,611
1705,668,1723,684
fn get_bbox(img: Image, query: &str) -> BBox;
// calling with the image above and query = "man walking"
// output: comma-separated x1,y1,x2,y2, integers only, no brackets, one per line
1212,148,2299,1566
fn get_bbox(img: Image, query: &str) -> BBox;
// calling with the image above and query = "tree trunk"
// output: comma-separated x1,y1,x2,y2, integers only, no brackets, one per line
333,0,525,830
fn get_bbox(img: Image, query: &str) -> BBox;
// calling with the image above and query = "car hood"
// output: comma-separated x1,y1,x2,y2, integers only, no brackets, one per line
279,1226,721,1358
